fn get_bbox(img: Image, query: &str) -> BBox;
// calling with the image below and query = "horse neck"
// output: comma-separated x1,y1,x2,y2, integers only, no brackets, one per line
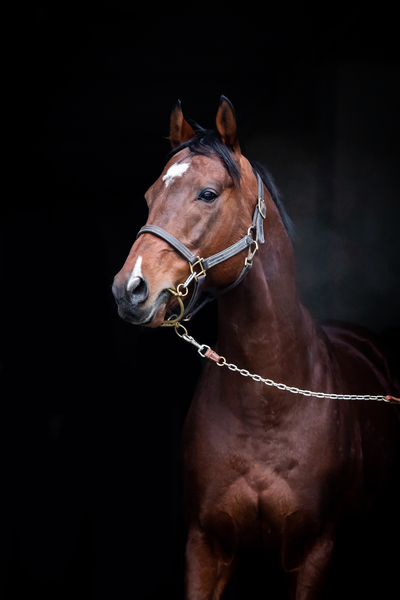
217,215,327,399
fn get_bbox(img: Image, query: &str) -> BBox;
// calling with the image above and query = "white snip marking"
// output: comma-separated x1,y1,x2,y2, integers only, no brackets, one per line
127,256,143,292
162,162,190,187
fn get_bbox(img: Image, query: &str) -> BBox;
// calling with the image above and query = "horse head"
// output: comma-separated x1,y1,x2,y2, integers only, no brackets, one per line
112,97,269,327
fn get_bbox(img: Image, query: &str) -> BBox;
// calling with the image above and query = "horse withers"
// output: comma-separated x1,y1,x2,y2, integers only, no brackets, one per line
112,97,400,599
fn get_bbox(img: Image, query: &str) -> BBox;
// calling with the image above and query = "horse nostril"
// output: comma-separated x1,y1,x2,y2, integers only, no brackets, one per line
126,276,149,304
127,275,141,293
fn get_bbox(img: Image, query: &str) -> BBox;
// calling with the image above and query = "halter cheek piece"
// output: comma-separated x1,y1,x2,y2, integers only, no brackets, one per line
136,173,266,325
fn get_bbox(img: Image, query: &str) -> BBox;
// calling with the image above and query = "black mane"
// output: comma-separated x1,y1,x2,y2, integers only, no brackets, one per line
248,159,294,239
169,126,294,238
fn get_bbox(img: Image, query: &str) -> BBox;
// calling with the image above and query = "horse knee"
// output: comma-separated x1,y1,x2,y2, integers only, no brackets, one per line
292,531,335,600
185,527,236,600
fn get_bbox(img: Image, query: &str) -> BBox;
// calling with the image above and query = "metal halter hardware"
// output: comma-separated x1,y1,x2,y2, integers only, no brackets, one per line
137,172,267,325
134,171,400,404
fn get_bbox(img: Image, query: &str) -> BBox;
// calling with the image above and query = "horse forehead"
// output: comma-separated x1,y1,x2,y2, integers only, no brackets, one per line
162,162,190,187
161,152,229,187
148,152,232,204
190,153,230,177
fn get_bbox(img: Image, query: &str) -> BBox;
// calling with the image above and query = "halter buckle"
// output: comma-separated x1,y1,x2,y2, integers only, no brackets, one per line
257,197,267,219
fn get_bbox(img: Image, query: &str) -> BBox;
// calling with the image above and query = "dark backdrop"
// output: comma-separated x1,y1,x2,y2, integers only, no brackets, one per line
1,2,399,599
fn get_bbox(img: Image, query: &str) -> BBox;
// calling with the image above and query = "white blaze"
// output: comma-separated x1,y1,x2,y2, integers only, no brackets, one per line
127,256,143,292
162,162,190,187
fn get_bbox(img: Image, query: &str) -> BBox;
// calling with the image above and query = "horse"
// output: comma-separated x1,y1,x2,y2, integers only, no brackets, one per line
112,97,400,599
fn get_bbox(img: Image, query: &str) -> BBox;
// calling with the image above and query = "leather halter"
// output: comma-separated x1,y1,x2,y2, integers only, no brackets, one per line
137,172,266,323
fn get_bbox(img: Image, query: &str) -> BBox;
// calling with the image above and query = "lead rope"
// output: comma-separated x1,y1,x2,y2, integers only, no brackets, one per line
172,323,400,404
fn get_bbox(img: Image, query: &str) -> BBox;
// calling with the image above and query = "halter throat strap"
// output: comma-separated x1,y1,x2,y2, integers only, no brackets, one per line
137,172,266,321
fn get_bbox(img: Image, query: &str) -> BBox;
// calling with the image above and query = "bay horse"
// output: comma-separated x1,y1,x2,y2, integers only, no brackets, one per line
112,97,400,599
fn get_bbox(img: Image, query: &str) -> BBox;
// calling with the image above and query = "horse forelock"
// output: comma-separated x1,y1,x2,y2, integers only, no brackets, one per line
167,127,294,239
168,126,241,187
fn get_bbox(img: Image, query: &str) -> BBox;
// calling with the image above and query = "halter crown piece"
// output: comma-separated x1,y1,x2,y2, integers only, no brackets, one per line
137,173,266,325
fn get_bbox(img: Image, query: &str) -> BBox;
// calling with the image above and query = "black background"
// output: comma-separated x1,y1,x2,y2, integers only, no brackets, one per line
1,2,399,599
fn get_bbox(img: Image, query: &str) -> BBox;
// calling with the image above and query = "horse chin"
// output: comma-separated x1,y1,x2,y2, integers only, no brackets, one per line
143,303,168,328
144,289,186,328
139,289,180,328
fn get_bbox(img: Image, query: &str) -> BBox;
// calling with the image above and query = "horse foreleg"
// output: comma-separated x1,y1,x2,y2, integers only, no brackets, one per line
290,527,335,600
184,526,236,600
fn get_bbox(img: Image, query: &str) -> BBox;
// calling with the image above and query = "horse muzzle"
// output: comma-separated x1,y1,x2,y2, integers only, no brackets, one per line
112,274,176,327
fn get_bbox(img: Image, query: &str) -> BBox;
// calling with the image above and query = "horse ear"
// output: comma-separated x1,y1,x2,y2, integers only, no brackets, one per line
170,100,196,148
216,96,241,156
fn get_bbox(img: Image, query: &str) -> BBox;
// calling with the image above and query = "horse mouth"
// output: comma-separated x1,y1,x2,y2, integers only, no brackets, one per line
117,289,182,328
148,289,185,328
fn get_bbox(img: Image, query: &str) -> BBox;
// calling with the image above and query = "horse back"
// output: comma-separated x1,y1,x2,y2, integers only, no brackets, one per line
321,319,400,396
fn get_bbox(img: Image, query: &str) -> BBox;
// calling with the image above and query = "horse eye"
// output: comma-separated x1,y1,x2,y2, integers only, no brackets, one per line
198,189,218,203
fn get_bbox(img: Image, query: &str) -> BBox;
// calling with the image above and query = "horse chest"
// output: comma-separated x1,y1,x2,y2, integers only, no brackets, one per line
183,408,319,547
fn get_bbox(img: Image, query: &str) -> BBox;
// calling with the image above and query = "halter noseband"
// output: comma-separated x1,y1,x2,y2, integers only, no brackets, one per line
136,173,266,325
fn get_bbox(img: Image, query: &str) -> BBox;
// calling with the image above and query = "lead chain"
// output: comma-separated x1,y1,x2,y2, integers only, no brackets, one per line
174,323,399,404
